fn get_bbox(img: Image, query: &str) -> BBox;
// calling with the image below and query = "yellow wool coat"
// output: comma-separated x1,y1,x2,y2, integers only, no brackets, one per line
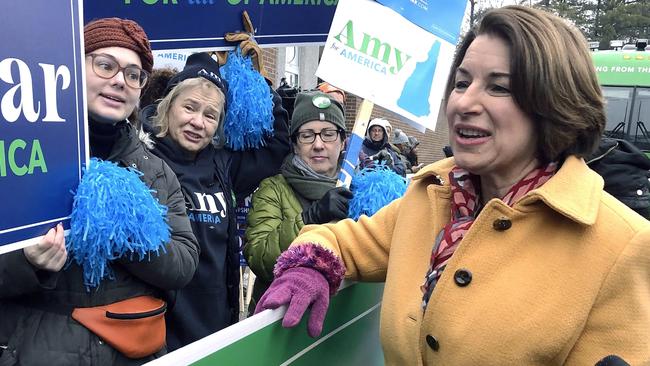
294,156,650,365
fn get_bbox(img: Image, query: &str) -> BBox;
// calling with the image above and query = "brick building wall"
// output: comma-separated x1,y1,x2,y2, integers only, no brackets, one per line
262,48,278,87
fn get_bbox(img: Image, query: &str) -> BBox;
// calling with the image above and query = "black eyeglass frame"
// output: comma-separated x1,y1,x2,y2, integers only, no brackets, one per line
86,53,149,89
295,128,344,144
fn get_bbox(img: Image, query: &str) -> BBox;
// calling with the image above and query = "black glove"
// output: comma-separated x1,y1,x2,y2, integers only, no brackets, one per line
370,150,394,167
301,187,353,225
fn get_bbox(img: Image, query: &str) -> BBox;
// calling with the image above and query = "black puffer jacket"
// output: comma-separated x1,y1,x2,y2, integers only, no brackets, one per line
587,137,650,218
0,122,199,365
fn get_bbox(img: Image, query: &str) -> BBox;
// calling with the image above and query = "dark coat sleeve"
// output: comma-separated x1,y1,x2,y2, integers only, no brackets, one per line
390,148,406,177
229,88,291,198
119,161,200,290
0,249,60,299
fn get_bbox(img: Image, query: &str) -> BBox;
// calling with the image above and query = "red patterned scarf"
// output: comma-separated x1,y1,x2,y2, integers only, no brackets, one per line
421,162,557,309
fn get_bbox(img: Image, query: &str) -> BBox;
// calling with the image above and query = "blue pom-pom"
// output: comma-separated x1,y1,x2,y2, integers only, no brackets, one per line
220,47,274,151
348,165,408,220
68,158,170,290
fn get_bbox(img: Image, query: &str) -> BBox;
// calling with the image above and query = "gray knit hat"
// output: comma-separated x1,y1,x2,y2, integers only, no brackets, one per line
392,129,409,145
290,91,345,136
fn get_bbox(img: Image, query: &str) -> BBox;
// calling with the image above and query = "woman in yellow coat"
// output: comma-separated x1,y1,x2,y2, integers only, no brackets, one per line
256,5,650,366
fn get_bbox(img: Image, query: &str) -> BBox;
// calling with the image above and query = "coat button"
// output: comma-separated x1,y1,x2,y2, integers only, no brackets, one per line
493,218,512,231
426,334,439,351
454,269,472,287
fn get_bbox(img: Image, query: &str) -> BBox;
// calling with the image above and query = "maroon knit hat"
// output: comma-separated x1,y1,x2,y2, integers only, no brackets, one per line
84,18,154,73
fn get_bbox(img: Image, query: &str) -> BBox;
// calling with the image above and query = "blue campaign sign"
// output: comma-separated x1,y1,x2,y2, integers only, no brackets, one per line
84,0,339,51
376,0,467,43
0,1,87,252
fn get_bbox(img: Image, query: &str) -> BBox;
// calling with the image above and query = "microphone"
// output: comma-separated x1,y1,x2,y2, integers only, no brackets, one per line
595,355,630,366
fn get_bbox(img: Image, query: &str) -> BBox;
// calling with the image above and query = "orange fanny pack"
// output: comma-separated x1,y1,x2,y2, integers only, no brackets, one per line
71,296,167,359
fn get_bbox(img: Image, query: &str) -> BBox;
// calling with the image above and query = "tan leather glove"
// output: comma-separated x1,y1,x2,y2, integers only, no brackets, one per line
213,51,228,66
216,11,268,79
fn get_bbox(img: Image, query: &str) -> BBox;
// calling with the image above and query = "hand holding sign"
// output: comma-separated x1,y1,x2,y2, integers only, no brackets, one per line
224,32,266,78
214,11,268,79
24,223,67,272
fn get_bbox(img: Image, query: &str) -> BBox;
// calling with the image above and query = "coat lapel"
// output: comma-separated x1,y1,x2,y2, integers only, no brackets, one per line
518,156,604,225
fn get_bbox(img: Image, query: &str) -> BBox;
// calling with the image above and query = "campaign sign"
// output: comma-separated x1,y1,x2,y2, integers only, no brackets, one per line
316,0,461,132
85,0,339,51
153,49,194,70
376,0,467,44
0,1,87,253
235,193,253,266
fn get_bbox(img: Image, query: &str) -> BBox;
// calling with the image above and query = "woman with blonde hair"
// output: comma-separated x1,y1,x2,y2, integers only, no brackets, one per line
141,52,290,350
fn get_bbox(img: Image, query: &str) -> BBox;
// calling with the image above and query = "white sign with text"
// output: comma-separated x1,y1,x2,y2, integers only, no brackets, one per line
317,0,457,131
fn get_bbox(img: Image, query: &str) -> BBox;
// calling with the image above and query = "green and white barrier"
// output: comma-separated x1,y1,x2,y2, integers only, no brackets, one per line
147,281,384,365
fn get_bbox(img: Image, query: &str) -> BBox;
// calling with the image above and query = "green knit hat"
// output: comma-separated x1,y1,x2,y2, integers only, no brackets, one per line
290,91,346,136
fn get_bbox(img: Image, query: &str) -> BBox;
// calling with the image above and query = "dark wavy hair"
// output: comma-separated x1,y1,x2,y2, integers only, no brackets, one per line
445,5,605,163
140,67,178,108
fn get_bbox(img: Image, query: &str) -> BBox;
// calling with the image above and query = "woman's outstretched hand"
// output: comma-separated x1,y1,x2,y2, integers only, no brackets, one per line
255,267,330,338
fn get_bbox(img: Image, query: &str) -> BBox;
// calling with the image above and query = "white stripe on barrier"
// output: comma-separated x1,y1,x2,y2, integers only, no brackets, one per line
145,305,287,366
145,280,361,366
280,302,381,365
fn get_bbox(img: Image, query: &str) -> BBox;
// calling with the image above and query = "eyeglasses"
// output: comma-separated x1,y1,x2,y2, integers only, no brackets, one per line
296,128,341,144
86,53,149,89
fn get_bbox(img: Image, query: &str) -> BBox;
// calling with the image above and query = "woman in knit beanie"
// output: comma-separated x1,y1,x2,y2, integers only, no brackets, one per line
0,18,199,365
245,91,352,311
84,17,154,128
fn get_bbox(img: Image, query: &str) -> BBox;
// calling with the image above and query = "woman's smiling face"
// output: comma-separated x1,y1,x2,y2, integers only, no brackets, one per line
446,34,539,180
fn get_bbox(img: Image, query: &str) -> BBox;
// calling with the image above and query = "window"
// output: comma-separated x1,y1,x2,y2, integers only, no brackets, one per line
601,86,650,151
631,87,650,149
285,46,299,88
602,86,633,137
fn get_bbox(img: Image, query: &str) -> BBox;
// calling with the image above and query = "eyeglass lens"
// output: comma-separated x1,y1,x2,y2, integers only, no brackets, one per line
298,129,339,144
90,54,148,89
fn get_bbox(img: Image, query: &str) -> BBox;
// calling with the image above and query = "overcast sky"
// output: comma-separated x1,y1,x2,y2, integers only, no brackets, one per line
461,0,528,32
